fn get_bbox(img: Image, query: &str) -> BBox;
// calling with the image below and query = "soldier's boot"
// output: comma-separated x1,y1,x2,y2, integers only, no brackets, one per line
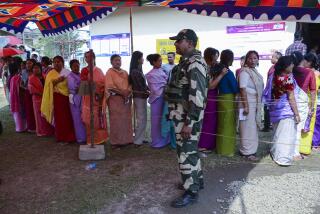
176,182,204,190
170,191,198,208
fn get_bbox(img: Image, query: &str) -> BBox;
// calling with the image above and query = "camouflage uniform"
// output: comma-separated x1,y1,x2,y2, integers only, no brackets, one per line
165,49,208,193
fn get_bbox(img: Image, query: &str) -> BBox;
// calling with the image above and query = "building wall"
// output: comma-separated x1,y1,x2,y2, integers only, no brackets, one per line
89,6,296,83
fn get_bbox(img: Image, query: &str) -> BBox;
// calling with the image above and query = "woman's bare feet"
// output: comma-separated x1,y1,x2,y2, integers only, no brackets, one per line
312,147,320,153
293,155,304,161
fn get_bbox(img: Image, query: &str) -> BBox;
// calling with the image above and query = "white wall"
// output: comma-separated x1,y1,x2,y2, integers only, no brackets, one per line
89,6,296,83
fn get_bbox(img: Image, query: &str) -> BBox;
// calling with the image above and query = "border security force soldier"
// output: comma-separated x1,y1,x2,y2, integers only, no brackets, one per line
166,29,208,208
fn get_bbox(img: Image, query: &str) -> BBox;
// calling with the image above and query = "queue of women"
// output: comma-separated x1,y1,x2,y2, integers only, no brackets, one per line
2,47,320,166
3,51,172,149
199,48,320,166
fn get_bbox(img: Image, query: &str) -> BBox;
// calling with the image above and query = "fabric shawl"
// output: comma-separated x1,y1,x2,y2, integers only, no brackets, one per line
10,74,22,113
105,68,131,99
28,74,44,96
145,68,168,104
41,69,69,124
242,67,264,129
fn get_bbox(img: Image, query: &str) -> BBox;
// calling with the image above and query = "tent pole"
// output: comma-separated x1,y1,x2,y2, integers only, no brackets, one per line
130,7,136,139
89,49,94,148
130,7,133,53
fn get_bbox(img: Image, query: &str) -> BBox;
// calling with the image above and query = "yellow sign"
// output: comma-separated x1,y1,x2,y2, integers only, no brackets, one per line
156,39,200,64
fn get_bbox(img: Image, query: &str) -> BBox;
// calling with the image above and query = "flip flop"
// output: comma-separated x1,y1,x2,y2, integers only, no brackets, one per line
200,149,212,154
246,155,259,161
199,152,208,158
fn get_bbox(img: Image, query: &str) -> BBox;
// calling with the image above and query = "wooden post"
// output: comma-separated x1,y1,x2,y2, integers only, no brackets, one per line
130,7,134,53
88,49,94,148
130,7,136,137
78,50,105,161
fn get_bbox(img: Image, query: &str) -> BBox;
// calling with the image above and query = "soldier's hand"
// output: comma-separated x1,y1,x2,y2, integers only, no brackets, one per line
181,125,192,139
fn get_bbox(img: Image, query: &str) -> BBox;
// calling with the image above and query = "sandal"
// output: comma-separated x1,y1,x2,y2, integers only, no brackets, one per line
199,152,208,158
246,155,259,161
239,152,259,161
199,149,212,154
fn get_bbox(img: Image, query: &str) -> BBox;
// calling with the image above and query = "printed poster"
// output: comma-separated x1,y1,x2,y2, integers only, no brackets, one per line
156,39,200,64
226,22,287,60
91,33,131,57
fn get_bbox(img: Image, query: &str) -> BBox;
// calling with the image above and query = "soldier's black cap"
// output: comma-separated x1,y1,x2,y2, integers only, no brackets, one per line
169,29,198,44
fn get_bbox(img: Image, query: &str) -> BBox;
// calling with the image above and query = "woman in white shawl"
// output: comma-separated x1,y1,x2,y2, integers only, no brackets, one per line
239,50,264,161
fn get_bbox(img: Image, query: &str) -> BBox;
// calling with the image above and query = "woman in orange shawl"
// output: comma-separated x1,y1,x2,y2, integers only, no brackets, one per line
41,56,76,143
105,54,133,147
80,51,108,145
28,63,54,137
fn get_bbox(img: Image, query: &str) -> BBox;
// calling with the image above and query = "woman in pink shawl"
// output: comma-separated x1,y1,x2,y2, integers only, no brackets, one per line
28,63,54,137
22,59,37,132
145,54,170,148
9,62,27,132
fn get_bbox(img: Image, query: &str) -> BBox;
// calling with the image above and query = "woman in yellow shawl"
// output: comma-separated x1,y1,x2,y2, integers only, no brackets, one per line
41,56,76,143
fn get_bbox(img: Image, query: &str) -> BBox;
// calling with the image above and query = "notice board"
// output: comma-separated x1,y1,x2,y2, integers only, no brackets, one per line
91,33,131,57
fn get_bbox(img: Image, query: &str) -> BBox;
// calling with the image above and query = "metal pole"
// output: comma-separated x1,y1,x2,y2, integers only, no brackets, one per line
88,49,95,148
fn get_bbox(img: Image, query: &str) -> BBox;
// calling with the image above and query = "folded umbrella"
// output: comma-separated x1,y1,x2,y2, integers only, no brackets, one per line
0,47,24,57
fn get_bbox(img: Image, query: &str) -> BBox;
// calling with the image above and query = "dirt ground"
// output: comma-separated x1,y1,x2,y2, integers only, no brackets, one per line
0,87,319,214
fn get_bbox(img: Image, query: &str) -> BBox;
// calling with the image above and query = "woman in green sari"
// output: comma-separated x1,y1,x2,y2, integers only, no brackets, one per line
214,50,239,156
